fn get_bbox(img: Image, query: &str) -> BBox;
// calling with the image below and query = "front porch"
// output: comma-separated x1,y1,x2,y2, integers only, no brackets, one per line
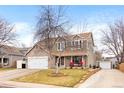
55,55,88,68
0,57,9,68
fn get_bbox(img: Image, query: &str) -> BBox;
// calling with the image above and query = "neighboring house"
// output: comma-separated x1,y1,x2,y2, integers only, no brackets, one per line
106,57,118,67
0,45,25,68
26,32,95,69
98,56,118,69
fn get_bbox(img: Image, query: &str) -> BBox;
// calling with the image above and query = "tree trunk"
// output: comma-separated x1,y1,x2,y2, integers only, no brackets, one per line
55,57,60,74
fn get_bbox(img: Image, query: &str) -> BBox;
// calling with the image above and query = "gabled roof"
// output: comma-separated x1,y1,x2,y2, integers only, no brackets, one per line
63,32,93,40
25,32,94,56
0,45,24,56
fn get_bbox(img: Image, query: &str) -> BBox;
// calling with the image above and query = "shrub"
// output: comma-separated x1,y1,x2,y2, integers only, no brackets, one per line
93,65,96,69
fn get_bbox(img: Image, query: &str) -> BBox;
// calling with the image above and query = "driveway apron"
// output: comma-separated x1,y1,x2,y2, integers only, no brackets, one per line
79,69,124,88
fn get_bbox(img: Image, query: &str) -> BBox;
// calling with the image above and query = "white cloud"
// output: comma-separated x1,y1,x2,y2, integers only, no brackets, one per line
69,23,114,57
13,22,35,47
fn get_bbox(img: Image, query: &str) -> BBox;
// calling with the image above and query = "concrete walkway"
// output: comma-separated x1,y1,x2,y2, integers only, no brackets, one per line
79,69,124,88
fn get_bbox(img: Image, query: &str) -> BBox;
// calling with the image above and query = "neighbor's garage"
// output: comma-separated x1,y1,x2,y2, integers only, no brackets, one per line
17,60,26,69
27,56,48,69
99,61,112,69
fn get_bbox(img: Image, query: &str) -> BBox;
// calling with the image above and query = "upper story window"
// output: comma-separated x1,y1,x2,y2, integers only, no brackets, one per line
57,42,65,51
74,40,81,48
66,41,72,47
74,40,80,46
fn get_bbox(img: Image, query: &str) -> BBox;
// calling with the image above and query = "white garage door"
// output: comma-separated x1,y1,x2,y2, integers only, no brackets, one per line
28,56,48,69
100,61,112,69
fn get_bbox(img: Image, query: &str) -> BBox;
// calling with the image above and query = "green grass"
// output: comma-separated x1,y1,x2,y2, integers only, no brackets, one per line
0,68,15,71
12,68,92,87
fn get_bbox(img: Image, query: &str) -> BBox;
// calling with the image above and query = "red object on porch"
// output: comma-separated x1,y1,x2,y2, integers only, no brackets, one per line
81,61,86,65
69,61,74,65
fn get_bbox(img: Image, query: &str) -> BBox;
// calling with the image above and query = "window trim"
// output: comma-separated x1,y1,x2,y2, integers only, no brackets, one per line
57,41,65,51
3,58,9,66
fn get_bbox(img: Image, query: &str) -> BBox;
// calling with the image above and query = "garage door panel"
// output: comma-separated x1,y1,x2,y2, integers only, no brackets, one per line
28,57,48,69
100,62,111,69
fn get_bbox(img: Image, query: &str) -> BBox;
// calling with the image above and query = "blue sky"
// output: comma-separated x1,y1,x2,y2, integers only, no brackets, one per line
1,5,124,24
0,5,124,48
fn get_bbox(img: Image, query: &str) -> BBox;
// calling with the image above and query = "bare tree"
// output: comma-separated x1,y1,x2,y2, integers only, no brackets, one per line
0,18,16,48
102,19,124,63
34,6,71,74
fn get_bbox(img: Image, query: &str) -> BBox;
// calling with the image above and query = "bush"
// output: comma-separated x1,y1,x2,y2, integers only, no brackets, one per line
93,65,96,69
96,65,99,68
70,66,73,69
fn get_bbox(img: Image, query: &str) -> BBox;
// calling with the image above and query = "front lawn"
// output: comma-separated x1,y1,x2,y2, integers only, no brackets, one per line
0,68,15,71
12,68,95,87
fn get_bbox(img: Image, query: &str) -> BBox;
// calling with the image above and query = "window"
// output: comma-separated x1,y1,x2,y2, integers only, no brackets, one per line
74,40,81,46
57,42,65,51
74,40,79,46
57,42,61,51
3,58,9,66
74,40,81,49
61,42,65,50
55,57,64,66
66,41,72,47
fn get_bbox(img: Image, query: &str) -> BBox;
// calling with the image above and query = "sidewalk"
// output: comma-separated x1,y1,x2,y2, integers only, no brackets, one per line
0,80,65,88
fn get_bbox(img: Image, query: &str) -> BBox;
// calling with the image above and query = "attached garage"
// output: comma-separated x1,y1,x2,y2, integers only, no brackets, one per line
27,56,48,69
99,61,112,69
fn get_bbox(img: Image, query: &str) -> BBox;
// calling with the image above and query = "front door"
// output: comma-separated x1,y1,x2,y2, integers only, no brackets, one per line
73,56,82,64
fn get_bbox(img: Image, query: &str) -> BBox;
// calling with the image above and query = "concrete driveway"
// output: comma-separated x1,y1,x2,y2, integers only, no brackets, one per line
79,69,124,88
0,69,39,81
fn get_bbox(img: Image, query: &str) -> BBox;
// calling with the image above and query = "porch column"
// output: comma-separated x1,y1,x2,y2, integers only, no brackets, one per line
71,56,73,61
1,56,4,67
82,56,84,68
60,57,61,67
64,57,65,68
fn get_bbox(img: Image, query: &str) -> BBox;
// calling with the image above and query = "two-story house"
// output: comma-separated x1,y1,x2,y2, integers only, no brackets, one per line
26,32,95,69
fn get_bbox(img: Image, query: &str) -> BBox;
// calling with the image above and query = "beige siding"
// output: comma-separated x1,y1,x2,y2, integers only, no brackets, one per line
10,55,24,68
65,56,71,67
26,46,48,57
0,55,24,68
87,39,95,67
26,32,95,68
